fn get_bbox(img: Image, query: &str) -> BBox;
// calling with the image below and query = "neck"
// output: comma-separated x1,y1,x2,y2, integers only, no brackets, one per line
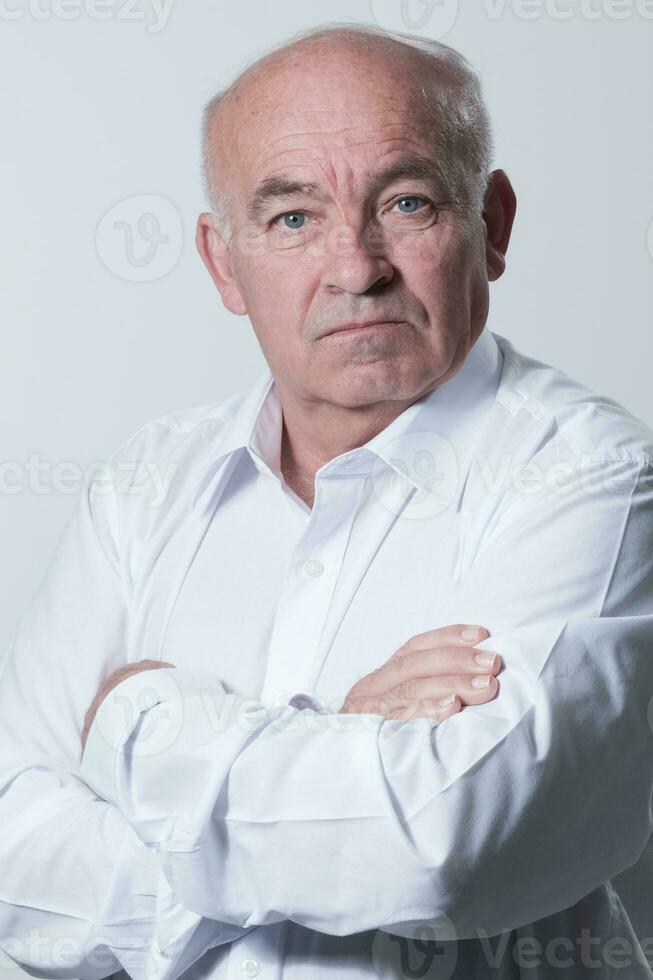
278,389,421,509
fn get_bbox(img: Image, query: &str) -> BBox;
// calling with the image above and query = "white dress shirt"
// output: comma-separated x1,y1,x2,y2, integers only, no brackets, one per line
2,326,653,980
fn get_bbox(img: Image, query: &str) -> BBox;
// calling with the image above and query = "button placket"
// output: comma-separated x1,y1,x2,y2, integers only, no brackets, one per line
259,473,361,705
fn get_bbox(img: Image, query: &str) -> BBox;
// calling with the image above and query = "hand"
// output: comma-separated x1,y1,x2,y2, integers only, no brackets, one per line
80,659,176,752
340,624,501,723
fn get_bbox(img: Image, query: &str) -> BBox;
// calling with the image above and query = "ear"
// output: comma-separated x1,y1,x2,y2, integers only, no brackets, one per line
195,212,247,315
482,169,517,282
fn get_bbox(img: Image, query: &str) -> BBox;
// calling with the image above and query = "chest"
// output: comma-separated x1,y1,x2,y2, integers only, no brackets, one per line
154,463,470,707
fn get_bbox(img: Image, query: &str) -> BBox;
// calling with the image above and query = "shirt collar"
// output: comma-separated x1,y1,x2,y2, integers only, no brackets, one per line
213,327,503,511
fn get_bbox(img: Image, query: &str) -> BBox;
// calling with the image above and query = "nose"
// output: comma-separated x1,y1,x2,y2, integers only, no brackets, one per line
321,223,394,295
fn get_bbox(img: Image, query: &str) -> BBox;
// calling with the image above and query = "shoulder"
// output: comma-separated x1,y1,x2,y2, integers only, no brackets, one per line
463,334,653,570
491,331,653,470
83,372,271,549
106,379,265,465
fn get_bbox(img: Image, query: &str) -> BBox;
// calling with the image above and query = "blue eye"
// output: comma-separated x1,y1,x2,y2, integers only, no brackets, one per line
395,196,424,213
280,212,306,230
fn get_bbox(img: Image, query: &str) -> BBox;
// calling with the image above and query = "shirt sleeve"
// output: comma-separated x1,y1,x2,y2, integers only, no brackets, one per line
78,453,653,942
0,450,248,980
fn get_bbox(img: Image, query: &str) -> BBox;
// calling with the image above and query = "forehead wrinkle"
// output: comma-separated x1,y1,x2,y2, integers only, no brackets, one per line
246,144,454,224
207,34,466,205
236,107,454,224
235,121,447,207
249,123,446,182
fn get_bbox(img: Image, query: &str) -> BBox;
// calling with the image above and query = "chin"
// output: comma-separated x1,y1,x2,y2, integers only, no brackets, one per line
325,360,433,408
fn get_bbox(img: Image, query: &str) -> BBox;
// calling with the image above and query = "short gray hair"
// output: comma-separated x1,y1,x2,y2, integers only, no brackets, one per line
201,22,495,242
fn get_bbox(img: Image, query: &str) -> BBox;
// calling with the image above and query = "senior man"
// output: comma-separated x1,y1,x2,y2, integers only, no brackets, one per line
2,20,653,980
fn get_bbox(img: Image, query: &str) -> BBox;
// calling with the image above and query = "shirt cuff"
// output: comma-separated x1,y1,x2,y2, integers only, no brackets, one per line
79,667,225,825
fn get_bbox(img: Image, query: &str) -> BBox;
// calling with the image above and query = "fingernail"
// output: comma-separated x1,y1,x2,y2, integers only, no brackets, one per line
474,652,496,669
471,675,492,688
461,626,482,641
438,693,456,706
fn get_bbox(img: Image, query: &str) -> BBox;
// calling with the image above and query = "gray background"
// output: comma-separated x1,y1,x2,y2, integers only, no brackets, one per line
1,1,652,975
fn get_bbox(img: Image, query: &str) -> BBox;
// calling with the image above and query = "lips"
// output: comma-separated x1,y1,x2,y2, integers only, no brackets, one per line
325,320,403,336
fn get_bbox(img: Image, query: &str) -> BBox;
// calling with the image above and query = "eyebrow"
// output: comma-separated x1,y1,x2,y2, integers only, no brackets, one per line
245,153,454,224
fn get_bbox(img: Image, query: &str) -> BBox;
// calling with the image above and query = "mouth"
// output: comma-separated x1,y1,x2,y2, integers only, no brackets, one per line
324,320,407,338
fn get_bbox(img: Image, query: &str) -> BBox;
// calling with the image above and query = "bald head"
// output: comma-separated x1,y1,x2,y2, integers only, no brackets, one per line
201,24,494,241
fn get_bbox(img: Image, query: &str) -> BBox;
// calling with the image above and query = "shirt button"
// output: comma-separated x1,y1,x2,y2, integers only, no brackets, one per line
242,958,260,977
304,558,324,578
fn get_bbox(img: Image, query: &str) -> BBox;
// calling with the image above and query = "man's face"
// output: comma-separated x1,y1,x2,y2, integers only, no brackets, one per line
200,45,504,410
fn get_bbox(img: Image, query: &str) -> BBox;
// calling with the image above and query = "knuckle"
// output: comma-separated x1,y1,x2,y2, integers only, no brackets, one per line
350,694,379,714
424,697,448,713
375,662,397,684
391,681,410,703
377,694,396,715
444,624,467,643
401,679,418,701
397,636,418,656
360,666,393,696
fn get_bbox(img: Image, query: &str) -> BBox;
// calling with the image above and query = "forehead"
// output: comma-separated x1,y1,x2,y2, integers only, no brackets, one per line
216,47,449,200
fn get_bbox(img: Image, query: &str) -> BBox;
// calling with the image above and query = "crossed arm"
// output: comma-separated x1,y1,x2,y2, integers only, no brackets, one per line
79,621,504,754
2,453,652,979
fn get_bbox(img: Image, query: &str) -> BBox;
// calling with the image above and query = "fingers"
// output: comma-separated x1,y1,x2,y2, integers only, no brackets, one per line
394,623,491,655
386,695,462,724
388,671,500,709
350,671,499,716
340,623,500,720
373,645,502,697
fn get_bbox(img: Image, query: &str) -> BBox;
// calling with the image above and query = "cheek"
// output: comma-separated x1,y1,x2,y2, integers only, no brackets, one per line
235,247,317,311
231,254,316,365
234,254,282,307
392,225,453,280
393,228,480,303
